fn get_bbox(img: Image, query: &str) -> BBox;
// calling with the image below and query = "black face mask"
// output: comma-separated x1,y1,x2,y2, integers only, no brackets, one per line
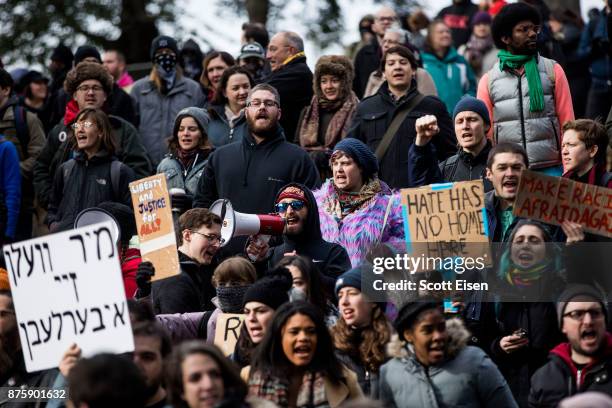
154,53,177,74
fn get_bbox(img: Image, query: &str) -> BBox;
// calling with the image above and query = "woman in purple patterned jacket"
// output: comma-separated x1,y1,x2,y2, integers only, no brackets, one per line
313,138,405,267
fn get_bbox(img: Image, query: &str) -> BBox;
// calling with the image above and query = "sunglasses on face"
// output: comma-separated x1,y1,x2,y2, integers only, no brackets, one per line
274,200,306,213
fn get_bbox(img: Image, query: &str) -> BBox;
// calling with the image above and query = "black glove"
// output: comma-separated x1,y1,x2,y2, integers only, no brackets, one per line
170,193,193,213
136,261,155,298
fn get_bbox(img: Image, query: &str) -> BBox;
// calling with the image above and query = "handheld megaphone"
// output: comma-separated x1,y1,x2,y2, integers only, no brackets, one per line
209,199,285,247
74,207,121,246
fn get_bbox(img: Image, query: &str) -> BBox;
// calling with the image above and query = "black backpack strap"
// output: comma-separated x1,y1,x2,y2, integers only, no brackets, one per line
62,159,77,192
13,105,30,158
197,310,214,340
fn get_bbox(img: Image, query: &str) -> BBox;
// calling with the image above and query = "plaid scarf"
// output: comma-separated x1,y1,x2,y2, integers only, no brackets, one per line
248,370,329,408
504,260,551,287
299,92,359,150
325,178,382,221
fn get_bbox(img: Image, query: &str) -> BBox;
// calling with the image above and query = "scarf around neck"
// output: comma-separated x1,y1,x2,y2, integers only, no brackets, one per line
327,178,382,221
176,147,199,170
298,92,359,149
504,259,551,287
248,370,328,408
498,50,544,112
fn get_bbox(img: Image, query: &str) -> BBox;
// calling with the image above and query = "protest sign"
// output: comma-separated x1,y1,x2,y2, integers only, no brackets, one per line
214,313,245,356
2,222,134,372
514,170,612,238
400,180,491,269
130,174,180,281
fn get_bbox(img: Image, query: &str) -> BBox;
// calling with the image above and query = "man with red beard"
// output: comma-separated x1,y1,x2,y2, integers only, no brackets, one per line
530,285,612,405
0,288,56,399
193,84,320,256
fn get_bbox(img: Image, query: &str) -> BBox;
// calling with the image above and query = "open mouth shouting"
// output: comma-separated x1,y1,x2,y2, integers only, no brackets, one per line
292,343,314,364
502,177,518,194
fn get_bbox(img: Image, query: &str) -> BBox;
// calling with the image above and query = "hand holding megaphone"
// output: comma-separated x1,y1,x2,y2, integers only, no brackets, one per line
169,188,193,213
209,199,285,247
246,234,271,262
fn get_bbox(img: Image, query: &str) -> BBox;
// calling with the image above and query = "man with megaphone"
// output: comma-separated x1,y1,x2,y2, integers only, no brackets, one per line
245,183,351,295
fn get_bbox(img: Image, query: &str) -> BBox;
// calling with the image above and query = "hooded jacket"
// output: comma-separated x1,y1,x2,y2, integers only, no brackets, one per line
408,140,494,191
131,75,206,166
269,182,351,293
529,333,612,407
152,250,217,314
347,82,457,189
33,115,152,208
422,47,477,114
265,55,314,141
193,126,320,215
46,151,135,232
207,103,249,147
380,318,518,408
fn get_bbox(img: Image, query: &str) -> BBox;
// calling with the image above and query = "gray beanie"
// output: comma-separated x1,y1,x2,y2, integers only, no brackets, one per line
557,284,608,329
174,107,210,136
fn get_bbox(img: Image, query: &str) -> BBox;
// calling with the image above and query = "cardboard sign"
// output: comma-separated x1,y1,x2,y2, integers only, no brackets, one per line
214,313,245,356
130,174,180,281
401,180,491,267
2,222,134,372
514,170,612,238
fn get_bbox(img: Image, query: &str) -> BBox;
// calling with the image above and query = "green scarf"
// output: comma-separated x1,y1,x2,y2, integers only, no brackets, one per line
497,50,544,112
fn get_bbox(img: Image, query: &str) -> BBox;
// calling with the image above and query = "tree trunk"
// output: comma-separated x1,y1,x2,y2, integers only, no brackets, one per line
542,0,581,17
245,0,269,25
113,0,159,63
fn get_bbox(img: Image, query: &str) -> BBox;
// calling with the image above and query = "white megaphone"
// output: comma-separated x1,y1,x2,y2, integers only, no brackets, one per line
209,199,285,247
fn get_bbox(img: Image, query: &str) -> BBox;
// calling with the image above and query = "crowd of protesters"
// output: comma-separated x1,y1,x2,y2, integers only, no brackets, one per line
1,0,612,407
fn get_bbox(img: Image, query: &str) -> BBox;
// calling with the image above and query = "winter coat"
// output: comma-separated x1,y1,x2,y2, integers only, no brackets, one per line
157,150,210,196
33,115,152,208
313,178,404,267
408,140,494,191
458,43,499,81
347,83,457,189
380,318,518,408
131,75,206,166
484,190,522,243
193,127,320,214
156,311,208,343
335,350,382,399
578,9,612,87
121,246,141,299
353,38,381,99
0,137,21,239
529,333,612,408
486,55,562,169
241,365,363,408
46,151,135,231
436,0,480,48
152,251,217,314
1,353,58,408
207,103,249,147
265,182,351,294
265,55,313,141
422,48,477,114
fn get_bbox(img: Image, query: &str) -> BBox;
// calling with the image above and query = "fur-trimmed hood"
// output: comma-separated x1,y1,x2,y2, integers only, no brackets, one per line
386,317,471,361
313,55,355,102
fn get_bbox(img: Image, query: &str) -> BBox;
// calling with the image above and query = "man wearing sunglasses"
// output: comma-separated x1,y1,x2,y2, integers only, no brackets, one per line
530,285,612,405
246,183,350,294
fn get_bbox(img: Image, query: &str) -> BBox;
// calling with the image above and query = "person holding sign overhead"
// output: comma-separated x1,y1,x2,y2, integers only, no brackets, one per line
46,108,136,232
408,95,494,192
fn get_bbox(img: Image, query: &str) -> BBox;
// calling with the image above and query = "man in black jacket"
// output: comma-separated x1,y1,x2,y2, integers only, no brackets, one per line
352,6,398,99
246,183,351,295
265,31,313,139
33,62,152,210
408,95,493,191
193,83,320,215
347,45,456,189
437,0,479,48
530,285,612,406
151,208,222,314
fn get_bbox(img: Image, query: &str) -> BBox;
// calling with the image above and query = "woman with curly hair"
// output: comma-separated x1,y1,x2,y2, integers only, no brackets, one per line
331,267,391,398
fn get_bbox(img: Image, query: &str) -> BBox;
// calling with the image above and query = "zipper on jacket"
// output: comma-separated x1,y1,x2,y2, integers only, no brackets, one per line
517,76,528,151
577,369,582,391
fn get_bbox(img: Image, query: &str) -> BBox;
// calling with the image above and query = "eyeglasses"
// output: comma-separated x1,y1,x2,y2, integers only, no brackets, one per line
514,24,541,35
563,308,605,321
247,99,278,109
376,16,397,22
275,200,306,213
76,85,104,93
71,121,94,131
190,231,225,245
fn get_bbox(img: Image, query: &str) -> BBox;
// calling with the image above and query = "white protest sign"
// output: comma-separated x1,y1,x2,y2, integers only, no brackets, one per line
2,221,134,372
